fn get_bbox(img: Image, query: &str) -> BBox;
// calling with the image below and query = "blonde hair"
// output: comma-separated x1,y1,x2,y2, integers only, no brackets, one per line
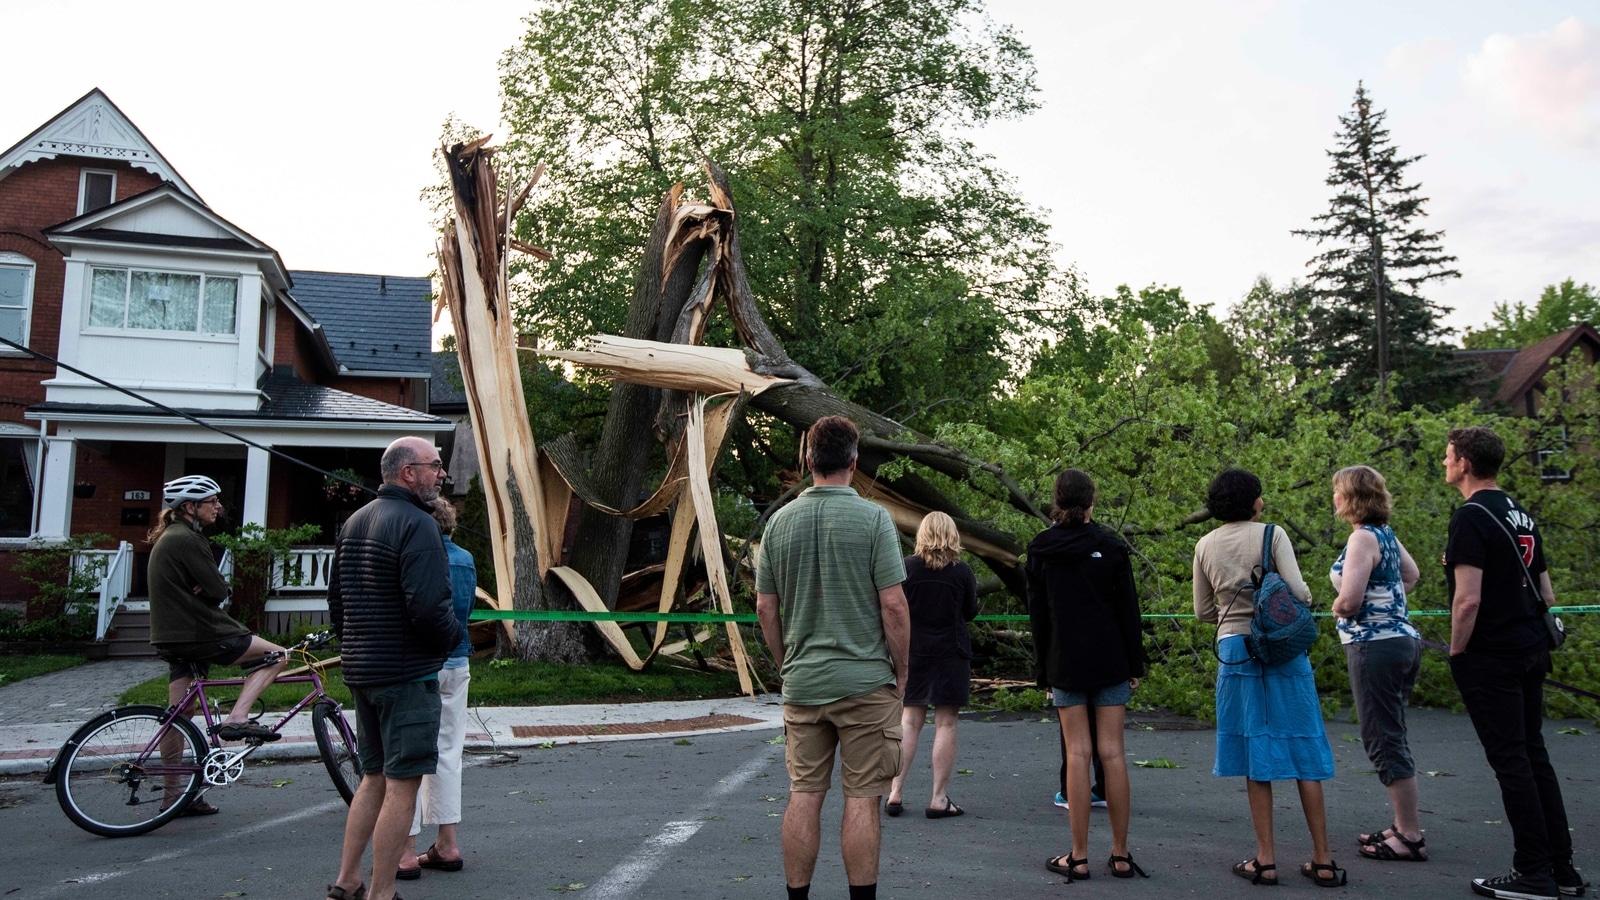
146,507,184,543
914,511,962,570
1332,465,1392,526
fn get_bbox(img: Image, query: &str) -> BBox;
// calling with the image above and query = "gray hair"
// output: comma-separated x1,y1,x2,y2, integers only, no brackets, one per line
379,439,423,484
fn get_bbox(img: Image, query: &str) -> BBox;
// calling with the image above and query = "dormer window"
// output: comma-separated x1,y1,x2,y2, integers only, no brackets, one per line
87,266,238,335
78,169,116,215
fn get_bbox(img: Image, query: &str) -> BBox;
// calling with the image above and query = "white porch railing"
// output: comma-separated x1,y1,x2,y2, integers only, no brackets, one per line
76,542,133,641
273,546,335,594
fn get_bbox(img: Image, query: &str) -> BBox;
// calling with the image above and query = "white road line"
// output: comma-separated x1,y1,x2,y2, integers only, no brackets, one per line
586,751,777,900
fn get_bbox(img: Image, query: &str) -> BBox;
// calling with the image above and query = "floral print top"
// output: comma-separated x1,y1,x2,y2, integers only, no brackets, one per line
1329,524,1420,644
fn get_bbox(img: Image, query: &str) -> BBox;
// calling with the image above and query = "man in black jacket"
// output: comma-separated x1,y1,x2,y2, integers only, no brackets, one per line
327,437,463,900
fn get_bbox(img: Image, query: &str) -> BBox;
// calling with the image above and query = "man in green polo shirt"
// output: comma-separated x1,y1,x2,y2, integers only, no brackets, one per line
757,415,910,900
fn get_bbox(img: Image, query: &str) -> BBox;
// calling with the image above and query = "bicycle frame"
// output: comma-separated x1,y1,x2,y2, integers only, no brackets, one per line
177,666,338,774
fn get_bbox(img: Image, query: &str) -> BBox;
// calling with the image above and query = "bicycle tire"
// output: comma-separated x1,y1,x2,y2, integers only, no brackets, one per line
54,705,207,837
312,700,362,804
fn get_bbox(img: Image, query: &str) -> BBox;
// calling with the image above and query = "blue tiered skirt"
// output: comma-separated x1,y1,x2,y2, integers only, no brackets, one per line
1213,635,1335,781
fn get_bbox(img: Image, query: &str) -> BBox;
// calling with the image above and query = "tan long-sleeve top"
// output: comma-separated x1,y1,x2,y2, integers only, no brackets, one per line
1193,521,1313,638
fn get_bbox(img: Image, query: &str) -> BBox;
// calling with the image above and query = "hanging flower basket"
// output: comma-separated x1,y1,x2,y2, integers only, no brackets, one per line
322,468,367,506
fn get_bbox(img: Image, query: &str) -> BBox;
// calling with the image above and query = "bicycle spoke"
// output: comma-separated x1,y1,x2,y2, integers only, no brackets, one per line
56,709,204,837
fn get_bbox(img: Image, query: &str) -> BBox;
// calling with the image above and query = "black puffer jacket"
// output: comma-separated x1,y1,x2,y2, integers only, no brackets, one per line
328,485,462,687
1026,521,1145,692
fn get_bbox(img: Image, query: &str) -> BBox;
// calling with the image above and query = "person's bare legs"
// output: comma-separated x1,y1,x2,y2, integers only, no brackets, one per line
1095,704,1133,866
928,705,959,810
160,675,198,808
1059,706,1093,875
1297,779,1333,866
887,705,925,807
841,794,882,886
1245,779,1277,879
222,636,286,728
782,790,825,889
1367,776,1426,857
335,772,386,896
368,775,422,900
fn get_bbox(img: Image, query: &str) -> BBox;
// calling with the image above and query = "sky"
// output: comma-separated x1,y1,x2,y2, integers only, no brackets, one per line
2,0,1596,343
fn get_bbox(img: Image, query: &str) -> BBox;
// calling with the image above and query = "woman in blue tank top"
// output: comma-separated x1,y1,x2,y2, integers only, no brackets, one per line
1329,465,1426,863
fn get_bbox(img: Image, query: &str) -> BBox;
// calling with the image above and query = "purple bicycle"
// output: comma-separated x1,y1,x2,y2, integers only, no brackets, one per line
45,630,361,837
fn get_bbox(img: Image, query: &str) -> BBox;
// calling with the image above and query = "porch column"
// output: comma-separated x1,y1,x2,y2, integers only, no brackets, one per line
37,435,75,540
242,444,270,529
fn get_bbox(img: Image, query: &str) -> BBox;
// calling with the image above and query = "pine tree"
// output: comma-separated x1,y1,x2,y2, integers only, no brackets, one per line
1294,82,1463,409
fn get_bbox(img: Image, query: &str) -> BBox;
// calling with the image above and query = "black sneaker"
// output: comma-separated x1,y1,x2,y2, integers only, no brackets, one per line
211,722,281,742
1554,861,1589,897
1473,870,1560,900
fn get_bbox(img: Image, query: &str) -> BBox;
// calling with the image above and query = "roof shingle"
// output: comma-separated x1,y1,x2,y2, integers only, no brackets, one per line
288,270,433,376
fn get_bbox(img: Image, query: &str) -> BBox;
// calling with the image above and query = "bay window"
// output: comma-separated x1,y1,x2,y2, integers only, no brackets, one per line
86,266,238,335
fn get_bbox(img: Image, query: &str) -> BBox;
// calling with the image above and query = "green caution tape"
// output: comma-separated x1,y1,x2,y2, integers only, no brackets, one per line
468,606,1598,624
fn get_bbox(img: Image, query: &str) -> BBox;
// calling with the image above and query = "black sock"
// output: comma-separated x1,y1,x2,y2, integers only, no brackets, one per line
786,885,810,900
848,885,877,900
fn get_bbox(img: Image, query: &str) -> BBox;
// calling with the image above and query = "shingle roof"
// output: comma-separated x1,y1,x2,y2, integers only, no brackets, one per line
431,351,468,410
31,370,449,426
288,271,434,376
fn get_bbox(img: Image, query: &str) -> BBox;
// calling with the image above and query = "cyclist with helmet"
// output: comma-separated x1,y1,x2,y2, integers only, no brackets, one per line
148,475,287,775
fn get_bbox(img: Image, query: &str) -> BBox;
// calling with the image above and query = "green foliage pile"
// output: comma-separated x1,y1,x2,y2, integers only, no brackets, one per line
916,283,1599,722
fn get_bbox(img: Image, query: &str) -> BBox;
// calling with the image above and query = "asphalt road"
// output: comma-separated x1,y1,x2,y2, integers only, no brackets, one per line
2,707,1596,899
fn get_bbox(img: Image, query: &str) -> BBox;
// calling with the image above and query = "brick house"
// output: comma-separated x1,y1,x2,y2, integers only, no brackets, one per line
0,89,448,608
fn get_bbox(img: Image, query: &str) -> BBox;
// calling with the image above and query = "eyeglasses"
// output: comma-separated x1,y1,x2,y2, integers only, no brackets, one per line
201,498,224,507
407,460,446,471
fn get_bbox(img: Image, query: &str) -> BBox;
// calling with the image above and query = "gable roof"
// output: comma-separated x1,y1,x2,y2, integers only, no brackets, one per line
430,351,468,411
0,88,200,200
45,183,290,291
1494,324,1600,408
288,271,433,377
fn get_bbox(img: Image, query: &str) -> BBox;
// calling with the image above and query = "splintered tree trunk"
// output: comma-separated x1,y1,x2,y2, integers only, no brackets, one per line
565,189,710,610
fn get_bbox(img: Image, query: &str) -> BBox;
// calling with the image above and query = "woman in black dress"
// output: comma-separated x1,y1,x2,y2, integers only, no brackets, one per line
1029,469,1147,881
884,512,979,819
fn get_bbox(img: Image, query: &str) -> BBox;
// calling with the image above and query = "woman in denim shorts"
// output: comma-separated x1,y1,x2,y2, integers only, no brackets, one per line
1329,465,1426,862
1027,469,1147,882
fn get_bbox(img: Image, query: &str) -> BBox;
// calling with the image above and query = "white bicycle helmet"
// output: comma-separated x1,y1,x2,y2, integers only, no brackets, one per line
163,475,222,509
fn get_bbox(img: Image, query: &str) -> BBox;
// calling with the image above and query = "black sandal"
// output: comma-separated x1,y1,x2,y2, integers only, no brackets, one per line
1357,823,1398,846
884,800,903,817
1301,860,1348,887
1108,854,1150,878
1234,858,1278,885
1047,855,1091,882
1359,832,1427,862
325,884,367,900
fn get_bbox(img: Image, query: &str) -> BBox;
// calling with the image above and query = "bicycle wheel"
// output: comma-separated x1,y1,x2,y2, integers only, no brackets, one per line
54,705,207,837
312,700,362,804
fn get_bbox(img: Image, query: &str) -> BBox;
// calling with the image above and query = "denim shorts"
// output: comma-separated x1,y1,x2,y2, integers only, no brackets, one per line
1053,680,1132,708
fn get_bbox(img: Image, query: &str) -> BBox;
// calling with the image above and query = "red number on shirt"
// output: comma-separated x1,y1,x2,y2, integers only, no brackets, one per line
1517,535,1535,567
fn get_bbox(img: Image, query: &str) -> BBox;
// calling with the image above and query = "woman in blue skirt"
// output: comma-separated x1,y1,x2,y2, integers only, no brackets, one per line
1193,469,1343,887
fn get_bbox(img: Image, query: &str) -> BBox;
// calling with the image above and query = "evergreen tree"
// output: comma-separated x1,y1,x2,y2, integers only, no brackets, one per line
1294,82,1464,409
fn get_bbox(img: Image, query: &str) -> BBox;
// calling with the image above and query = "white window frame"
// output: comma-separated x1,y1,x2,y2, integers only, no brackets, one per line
83,264,241,337
1538,425,1573,483
0,251,35,354
78,168,118,216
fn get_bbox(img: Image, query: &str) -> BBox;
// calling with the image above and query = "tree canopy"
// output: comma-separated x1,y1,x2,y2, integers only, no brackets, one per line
497,0,1073,433
1293,82,1464,410
1462,279,1600,350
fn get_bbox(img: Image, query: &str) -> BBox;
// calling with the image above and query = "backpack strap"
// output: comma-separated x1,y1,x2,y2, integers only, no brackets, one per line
1259,523,1277,577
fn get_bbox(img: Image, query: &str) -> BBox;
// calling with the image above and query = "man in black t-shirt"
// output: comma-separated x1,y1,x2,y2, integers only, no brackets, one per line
1443,427,1586,900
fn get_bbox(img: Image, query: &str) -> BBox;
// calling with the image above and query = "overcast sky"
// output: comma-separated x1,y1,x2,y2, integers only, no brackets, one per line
2,1,1596,342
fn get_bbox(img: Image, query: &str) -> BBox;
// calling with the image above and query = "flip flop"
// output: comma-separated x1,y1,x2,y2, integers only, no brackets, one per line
925,798,964,818
326,883,366,900
418,845,465,871
884,800,904,817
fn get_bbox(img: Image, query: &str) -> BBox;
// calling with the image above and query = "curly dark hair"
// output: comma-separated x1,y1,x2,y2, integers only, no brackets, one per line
1448,426,1505,480
1050,469,1096,524
1207,468,1262,523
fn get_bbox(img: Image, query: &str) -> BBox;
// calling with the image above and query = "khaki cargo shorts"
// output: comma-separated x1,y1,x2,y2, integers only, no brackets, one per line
783,685,902,797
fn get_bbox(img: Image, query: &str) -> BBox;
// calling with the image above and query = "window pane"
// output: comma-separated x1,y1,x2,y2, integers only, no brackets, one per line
88,268,128,327
0,438,34,538
129,271,201,331
0,307,22,344
0,266,27,309
83,172,115,213
202,277,237,334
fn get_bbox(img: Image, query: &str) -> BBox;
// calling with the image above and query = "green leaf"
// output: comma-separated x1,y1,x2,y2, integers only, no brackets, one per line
1133,758,1185,769
957,768,974,775
674,738,691,745
1557,727,1586,735
271,779,292,788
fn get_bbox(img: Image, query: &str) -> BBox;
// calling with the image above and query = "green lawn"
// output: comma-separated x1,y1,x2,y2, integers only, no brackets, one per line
0,654,88,688
119,655,742,710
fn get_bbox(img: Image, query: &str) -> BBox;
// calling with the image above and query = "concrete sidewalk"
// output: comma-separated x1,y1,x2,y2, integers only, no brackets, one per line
0,658,785,775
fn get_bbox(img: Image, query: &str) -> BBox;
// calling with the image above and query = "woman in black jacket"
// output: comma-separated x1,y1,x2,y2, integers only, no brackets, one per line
1028,469,1147,882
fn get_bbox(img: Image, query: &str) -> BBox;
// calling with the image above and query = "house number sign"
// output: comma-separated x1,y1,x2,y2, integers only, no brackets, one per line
124,490,151,501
